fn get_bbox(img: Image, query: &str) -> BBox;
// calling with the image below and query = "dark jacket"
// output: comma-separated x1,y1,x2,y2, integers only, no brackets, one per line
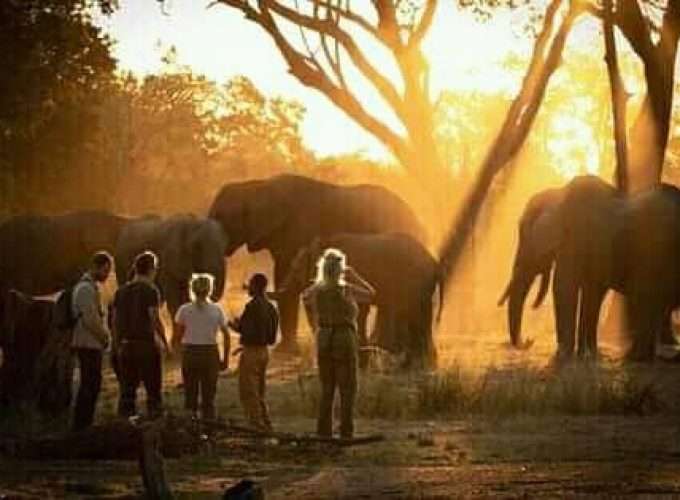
233,295,279,346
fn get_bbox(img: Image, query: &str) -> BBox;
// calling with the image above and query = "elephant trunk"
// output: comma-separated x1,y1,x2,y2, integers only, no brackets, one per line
532,265,552,309
506,273,534,348
211,259,226,302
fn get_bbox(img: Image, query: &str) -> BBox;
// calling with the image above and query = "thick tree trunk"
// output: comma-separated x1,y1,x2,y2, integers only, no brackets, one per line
603,0,629,193
439,0,578,283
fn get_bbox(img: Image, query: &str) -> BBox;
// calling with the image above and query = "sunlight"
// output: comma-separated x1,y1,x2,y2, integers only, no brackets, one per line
548,114,600,178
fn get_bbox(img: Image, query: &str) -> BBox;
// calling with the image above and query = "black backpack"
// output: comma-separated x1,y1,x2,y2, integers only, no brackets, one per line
54,283,84,331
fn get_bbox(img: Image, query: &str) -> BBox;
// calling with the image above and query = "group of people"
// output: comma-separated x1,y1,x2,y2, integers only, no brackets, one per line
69,245,375,440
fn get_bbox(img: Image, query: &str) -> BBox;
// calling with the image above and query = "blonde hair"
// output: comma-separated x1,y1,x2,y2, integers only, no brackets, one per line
314,248,347,286
190,273,214,307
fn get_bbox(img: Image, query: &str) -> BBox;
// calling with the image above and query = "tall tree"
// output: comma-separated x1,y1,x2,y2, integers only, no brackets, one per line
0,0,117,211
439,0,680,283
208,0,442,178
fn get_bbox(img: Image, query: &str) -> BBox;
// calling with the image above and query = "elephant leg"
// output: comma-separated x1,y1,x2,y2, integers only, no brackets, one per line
627,295,663,361
273,256,300,354
357,304,370,370
577,287,606,359
553,264,578,361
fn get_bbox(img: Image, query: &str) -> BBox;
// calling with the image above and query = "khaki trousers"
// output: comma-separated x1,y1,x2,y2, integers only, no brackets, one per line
238,345,271,431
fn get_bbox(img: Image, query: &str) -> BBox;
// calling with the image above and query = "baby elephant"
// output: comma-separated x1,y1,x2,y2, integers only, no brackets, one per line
281,233,443,369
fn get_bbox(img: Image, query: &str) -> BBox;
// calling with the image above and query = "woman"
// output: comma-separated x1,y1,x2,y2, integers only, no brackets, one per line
173,273,230,420
302,248,375,439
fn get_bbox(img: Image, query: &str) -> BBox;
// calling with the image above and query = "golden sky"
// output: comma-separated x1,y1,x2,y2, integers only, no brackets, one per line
100,1,608,168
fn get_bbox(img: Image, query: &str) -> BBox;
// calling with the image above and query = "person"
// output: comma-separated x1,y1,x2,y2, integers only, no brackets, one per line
173,273,230,420
111,251,168,418
229,273,279,432
71,251,114,431
302,249,375,439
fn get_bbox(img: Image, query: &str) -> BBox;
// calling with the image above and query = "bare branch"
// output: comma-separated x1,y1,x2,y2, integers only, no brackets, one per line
439,0,581,283
258,0,408,122
214,0,410,162
407,0,436,48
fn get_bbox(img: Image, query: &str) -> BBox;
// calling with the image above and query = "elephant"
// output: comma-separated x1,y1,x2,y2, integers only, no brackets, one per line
208,174,427,352
0,210,128,297
501,176,628,360
114,214,229,324
502,175,680,362
618,184,680,360
279,232,442,368
0,290,73,412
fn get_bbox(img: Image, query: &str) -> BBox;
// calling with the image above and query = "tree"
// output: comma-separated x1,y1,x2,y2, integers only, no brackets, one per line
0,0,117,212
207,1,442,177
439,0,680,283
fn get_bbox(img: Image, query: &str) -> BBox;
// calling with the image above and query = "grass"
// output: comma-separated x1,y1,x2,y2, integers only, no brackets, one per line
268,359,664,421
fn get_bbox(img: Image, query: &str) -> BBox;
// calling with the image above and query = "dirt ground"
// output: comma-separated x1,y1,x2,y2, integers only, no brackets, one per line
3,303,680,498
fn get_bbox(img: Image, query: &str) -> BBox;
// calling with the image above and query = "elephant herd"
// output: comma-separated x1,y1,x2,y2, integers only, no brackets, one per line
0,174,443,408
502,175,680,362
2,172,676,411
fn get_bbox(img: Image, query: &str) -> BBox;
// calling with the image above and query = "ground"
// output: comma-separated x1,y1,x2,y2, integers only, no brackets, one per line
2,307,680,498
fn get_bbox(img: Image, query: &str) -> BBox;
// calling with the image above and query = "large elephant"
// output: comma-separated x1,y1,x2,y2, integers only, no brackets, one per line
501,176,627,359
502,175,680,361
0,210,128,296
114,214,229,321
280,232,442,368
208,174,427,352
619,184,680,360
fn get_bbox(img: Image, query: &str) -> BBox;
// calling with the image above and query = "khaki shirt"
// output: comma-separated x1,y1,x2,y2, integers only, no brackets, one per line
71,273,109,350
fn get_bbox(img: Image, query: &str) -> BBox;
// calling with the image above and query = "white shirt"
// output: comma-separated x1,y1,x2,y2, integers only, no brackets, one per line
175,301,228,345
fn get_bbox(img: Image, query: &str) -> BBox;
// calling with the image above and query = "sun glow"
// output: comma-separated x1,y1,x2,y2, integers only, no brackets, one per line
101,2,642,179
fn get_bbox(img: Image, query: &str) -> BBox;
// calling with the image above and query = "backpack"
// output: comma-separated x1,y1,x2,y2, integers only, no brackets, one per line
54,280,89,331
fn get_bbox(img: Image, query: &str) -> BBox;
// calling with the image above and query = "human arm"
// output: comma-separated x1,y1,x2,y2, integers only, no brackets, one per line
345,266,376,304
148,286,169,352
218,306,230,370
150,306,169,352
301,284,319,333
219,324,231,370
172,306,186,350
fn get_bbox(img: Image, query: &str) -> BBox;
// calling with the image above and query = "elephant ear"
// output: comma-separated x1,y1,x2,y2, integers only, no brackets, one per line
243,185,290,251
527,206,563,263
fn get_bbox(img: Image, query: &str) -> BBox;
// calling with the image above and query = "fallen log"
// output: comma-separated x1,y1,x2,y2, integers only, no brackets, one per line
200,419,385,447
1,417,199,460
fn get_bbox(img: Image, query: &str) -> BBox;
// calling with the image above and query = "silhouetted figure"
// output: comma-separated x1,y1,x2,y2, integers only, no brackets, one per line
302,249,375,439
112,251,168,418
173,273,230,420
229,273,278,432
71,251,113,431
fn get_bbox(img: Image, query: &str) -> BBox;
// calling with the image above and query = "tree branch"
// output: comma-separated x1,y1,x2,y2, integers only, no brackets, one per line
259,0,408,123
407,0,437,49
215,0,410,163
438,0,579,283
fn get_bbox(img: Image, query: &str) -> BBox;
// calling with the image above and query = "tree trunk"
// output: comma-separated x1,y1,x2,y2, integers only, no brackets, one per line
603,0,629,193
439,0,578,283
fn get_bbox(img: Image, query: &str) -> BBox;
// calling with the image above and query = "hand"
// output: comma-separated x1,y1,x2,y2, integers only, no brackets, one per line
101,334,111,350
220,359,229,372
228,319,239,330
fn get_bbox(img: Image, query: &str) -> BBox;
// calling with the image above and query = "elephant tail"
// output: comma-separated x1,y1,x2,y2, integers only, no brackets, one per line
532,265,553,309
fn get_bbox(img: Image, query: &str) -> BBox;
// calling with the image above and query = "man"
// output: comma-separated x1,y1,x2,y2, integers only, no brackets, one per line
71,251,113,431
229,273,278,432
112,251,168,418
